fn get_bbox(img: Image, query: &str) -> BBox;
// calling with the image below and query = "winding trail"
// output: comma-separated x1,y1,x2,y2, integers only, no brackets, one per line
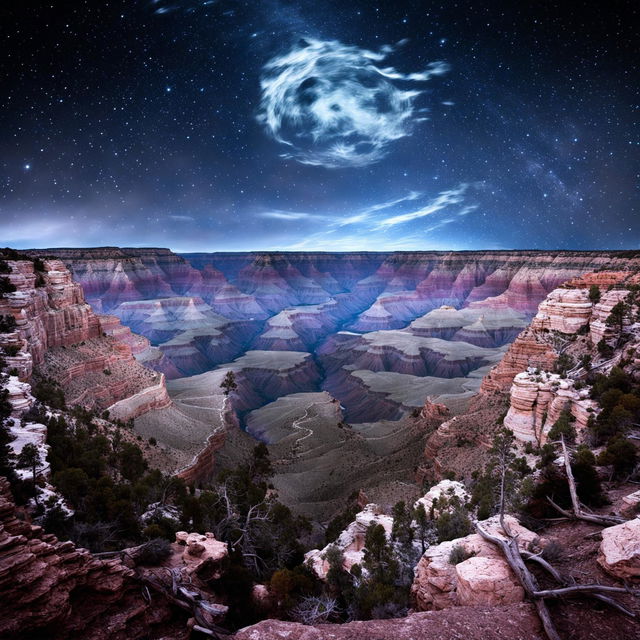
176,395,229,476
290,400,334,449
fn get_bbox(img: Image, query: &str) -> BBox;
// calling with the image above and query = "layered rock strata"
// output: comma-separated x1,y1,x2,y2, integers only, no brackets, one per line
0,477,180,640
304,503,394,579
0,258,171,420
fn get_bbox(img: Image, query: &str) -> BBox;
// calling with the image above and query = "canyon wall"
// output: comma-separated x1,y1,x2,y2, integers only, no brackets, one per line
26,247,625,385
0,477,180,639
0,257,170,419
418,265,640,480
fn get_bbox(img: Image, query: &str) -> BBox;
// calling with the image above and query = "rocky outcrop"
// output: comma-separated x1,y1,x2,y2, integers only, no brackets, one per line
456,555,525,606
0,257,171,420
480,327,557,395
414,479,470,517
106,374,172,420
234,604,544,640
305,504,394,579
0,477,179,640
174,531,228,581
504,370,598,444
113,297,259,377
0,258,101,379
98,313,150,355
411,515,539,611
598,518,640,579
320,331,504,379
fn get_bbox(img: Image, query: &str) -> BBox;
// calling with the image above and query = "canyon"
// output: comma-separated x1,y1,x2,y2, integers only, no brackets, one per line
3,248,640,639
20,248,632,514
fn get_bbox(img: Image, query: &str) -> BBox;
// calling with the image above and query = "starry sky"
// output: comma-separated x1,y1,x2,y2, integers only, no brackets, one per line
1,1,638,252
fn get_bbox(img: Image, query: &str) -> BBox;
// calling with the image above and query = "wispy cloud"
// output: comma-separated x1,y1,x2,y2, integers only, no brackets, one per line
259,210,317,221
168,214,195,221
254,183,478,251
375,185,468,228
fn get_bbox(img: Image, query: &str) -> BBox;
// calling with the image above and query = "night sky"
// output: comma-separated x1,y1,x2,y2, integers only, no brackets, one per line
1,1,638,252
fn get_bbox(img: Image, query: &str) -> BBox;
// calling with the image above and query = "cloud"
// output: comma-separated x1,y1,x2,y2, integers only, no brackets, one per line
259,210,316,220
257,38,449,168
254,183,477,251
168,214,195,221
376,185,468,228
151,0,217,15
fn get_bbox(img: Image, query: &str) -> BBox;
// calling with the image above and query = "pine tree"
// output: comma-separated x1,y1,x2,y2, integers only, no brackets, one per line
220,370,238,396
17,443,42,505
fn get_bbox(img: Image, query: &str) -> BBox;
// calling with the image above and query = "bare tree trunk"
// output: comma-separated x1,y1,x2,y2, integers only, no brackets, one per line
478,445,637,640
545,437,625,526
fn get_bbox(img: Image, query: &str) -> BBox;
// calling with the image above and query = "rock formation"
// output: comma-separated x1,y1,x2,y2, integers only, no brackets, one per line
411,515,539,611
0,477,181,640
305,504,394,579
174,531,228,581
414,479,470,517
0,257,171,420
234,604,544,640
598,518,640,579
503,371,598,444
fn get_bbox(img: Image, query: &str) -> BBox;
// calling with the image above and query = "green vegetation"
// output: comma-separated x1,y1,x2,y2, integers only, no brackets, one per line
588,367,639,444
0,315,16,333
220,370,238,396
471,427,531,521
547,410,576,443
449,544,475,565
588,284,601,303
0,277,16,295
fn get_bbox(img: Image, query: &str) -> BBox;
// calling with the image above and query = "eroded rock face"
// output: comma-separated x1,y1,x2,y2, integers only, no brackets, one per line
456,556,525,606
504,370,598,444
0,258,171,420
598,518,640,579
414,479,469,517
234,603,544,640
531,288,593,334
411,515,539,611
0,478,178,640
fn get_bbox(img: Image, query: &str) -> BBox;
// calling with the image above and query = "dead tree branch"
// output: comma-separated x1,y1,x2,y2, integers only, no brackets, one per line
545,437,625,526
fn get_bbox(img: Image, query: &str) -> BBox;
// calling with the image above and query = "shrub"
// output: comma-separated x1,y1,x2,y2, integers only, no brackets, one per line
554,353,574,376
588,284,601,303
0,315,16,333
436,507,473,543
148,437,157,446
449,544,474,565
597,436,638,478
597,339,613,357
547,410,577,443
134,538,172,566
0,277,15,295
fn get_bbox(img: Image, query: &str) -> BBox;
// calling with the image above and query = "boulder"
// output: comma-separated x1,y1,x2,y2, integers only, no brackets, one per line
598,518,640,579
305,504,393,579
411,515,539,611
414,479,469,517
176,531,228,579
456,556,525,606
